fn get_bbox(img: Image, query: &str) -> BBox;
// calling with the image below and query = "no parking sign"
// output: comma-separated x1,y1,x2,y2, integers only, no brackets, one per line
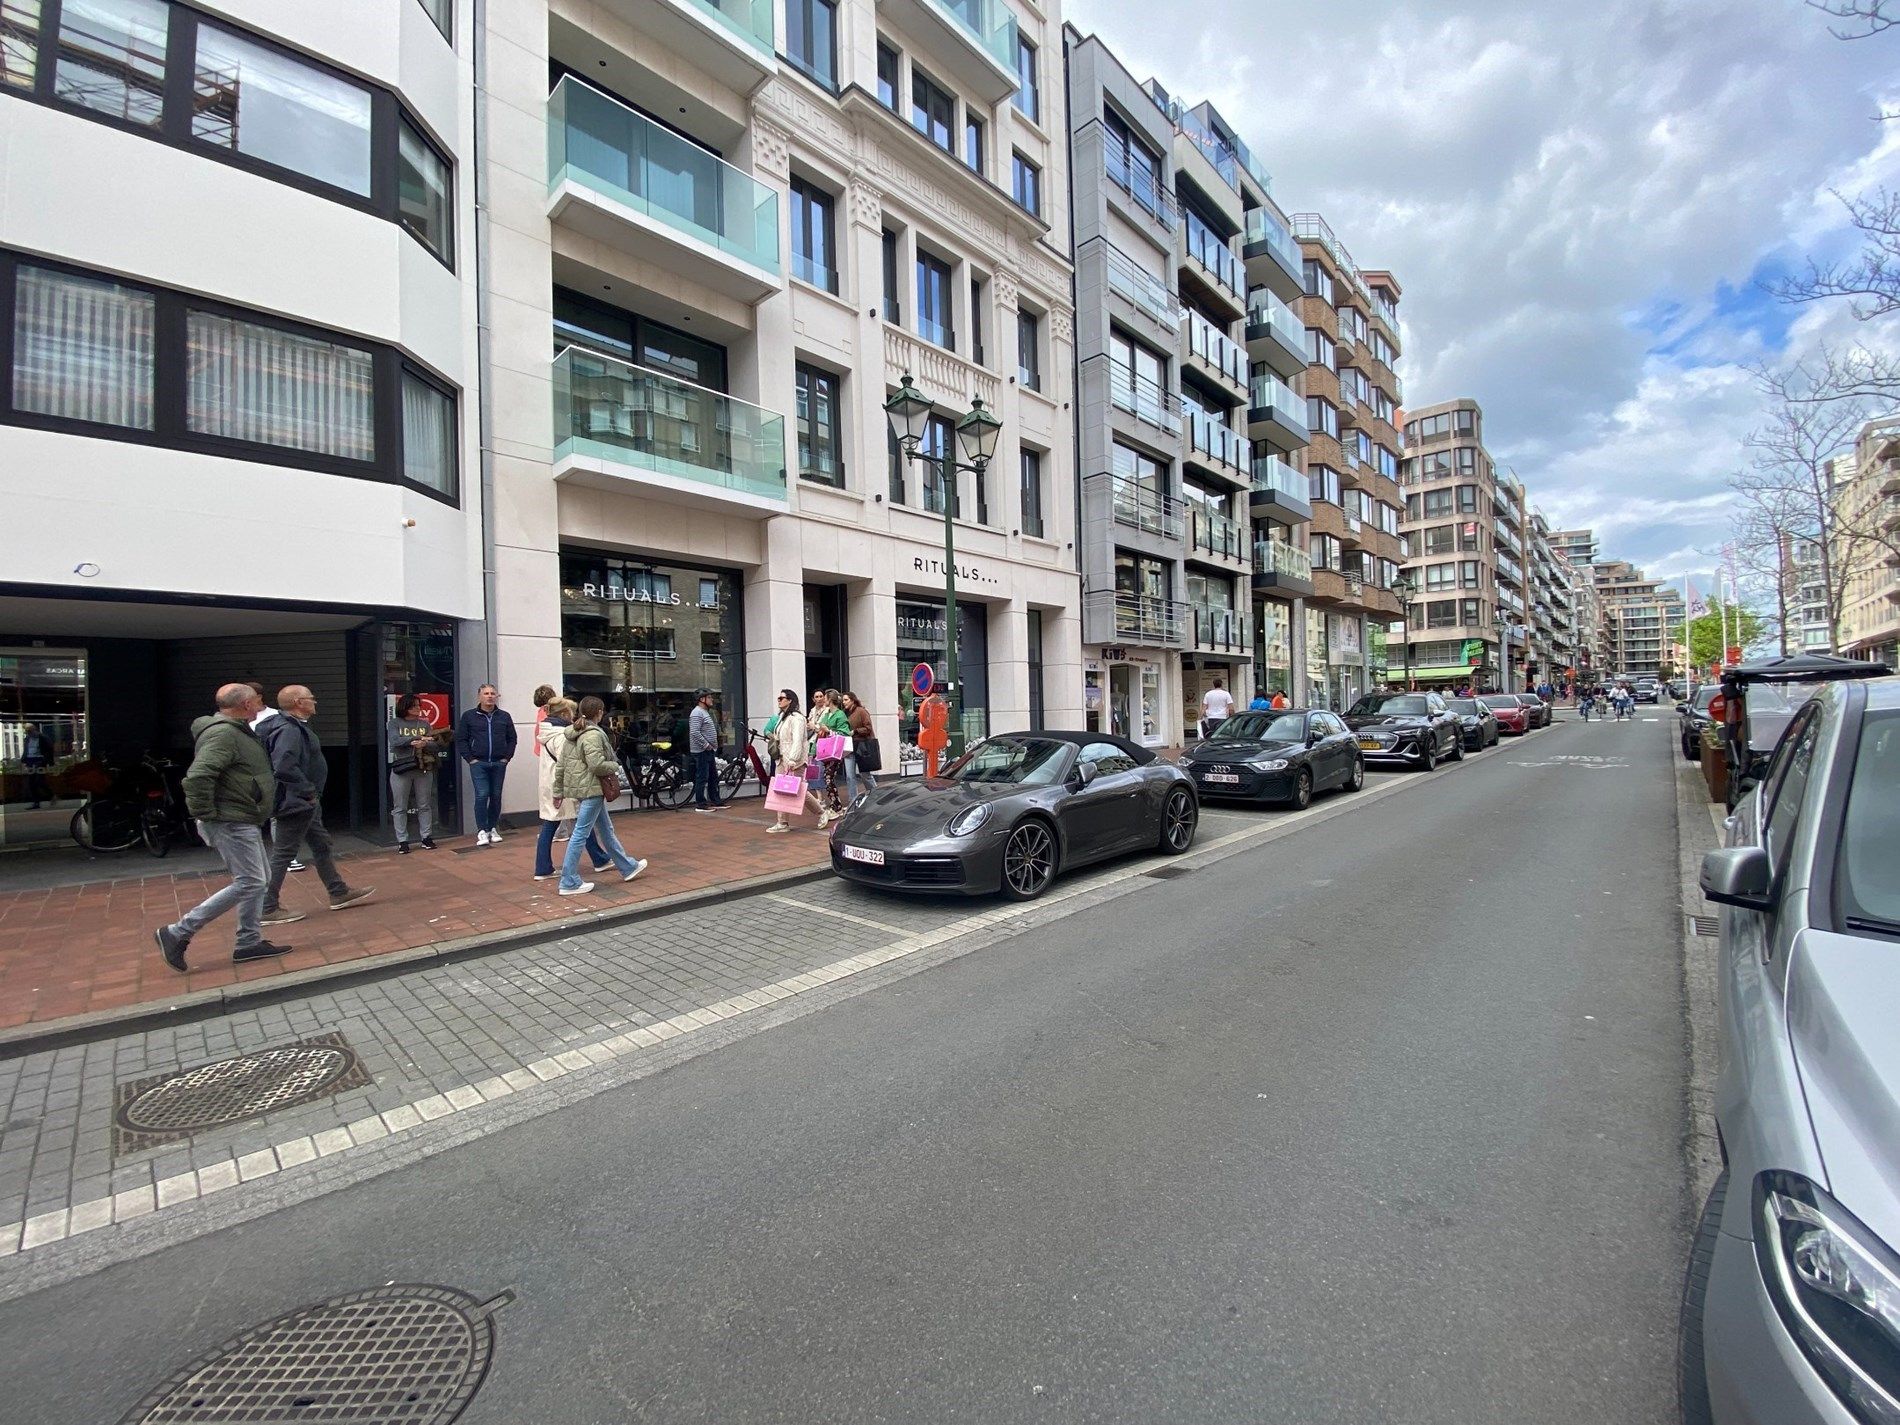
911,662,935,698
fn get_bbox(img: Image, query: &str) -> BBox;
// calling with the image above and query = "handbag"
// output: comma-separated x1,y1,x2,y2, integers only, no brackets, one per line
854,736,882,774
815,733,848,761
765,771,808,817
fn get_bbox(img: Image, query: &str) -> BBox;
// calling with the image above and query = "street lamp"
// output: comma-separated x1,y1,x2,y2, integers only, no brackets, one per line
1391,574,1417,691
884,373,1002,763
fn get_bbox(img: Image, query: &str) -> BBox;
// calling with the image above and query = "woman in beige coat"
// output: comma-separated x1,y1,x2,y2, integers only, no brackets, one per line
551,696,646,893
767,690,827,833
534,698,610,881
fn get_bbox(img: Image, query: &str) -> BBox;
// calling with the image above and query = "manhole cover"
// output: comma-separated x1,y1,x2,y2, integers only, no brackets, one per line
1145,865,1196,880
1687,914,1721,938
113,1032,372,1156
118,1285,511,1424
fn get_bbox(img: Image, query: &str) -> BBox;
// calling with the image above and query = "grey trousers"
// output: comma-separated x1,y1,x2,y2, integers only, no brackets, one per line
389,769,434,841
264,803,348,912
172,821,267,951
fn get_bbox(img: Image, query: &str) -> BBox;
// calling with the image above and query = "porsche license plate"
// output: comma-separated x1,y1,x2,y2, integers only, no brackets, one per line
841,845,885,866
1202,772,1240,784
1357,738,1383,751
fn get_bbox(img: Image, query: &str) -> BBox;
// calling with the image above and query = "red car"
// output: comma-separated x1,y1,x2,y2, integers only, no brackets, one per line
1479,695,1530,735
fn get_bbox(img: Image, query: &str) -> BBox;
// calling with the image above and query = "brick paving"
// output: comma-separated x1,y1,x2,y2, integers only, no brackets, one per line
0,798,829,1036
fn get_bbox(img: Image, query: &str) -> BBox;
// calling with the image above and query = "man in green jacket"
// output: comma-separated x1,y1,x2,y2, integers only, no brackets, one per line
153,683,292,971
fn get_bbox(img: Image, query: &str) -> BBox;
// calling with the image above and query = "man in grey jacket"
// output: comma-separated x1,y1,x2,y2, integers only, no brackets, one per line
688,688,724,812
259,686,374,925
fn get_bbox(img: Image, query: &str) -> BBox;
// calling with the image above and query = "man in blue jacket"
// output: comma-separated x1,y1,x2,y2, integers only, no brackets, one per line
455,684,518,845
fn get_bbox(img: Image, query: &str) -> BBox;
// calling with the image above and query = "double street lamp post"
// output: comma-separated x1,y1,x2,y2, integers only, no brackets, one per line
883,374,1003,765
1392,574,1418,691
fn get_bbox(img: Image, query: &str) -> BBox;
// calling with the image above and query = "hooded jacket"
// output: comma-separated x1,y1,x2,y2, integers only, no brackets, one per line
182,715,275,825
551,720,623,801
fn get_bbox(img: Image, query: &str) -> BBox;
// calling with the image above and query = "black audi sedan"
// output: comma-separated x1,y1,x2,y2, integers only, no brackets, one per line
1343,692,1464,771
1444,697,1500,750
1181,708,1364,808
828,732,1197,901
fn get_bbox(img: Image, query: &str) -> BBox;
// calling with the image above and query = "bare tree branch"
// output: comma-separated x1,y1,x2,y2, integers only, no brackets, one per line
1772,189,1900,317
1806,0,1897,40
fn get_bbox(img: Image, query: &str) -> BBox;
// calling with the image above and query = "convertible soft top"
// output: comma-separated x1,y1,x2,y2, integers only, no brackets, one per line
983,730,1157,765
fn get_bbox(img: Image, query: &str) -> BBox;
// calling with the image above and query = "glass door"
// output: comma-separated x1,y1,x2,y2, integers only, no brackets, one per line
0,649,89,849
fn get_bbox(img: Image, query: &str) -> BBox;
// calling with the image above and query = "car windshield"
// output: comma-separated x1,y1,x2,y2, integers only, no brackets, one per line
1348,695,1428,716
943,737,1070,785
1212,713,1307,742
1693,687,1718,711
1477,696,1520,709
1838,710,1900,933
1446,699,1484,714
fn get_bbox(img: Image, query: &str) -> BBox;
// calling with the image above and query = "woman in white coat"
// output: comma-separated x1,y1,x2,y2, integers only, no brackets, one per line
766,690,828,833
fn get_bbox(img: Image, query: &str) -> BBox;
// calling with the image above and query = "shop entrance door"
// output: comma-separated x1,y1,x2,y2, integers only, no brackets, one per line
0,649,89,850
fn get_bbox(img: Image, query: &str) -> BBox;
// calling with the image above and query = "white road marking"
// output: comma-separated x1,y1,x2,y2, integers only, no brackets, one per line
767,894,909,935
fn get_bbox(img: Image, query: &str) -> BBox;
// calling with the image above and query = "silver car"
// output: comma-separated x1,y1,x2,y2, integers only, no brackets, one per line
1682,676,1900,1423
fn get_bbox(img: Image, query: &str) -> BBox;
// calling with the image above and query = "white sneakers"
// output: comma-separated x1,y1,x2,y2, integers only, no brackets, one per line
766,822,791,833
489,827,504,842
817,809,837,829
475,828,505,846
623,859,648,882
558,881,594,896
476,829,490,847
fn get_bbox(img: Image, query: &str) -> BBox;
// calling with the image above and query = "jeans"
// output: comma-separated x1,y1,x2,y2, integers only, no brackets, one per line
469,760,506,832
264,803,348,912
844,753,876,803
390,769,434,841
173,821,268,951
560,798,636,889
691,749,722,807
536,817,609,877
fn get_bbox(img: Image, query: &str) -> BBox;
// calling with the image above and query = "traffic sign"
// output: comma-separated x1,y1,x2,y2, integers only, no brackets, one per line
911,662,935,698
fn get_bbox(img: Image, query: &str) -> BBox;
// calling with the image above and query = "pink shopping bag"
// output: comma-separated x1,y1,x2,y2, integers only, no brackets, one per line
765,772,808,816
814,734,848,761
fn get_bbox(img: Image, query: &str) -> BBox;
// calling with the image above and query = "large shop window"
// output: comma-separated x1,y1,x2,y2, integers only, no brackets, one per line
13,0,454,263
559,550,747,749
896,598,988,752
1,252,459,501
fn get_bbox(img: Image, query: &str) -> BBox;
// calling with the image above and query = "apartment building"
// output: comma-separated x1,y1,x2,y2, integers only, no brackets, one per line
1835,416,1900,667
1593,559,1684,680
1525,509,1574,679
482,0,1083,802
1551,527,1603,673
1785,530,1833,655
0,0,483,850
1289,214,1402,708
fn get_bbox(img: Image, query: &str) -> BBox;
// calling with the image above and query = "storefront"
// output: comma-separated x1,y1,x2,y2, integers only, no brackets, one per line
558,547,747,750
895,597,989,756
1255,599,1295,698
1082,647,1167,746
1305,608,1329,707
0,648,87,850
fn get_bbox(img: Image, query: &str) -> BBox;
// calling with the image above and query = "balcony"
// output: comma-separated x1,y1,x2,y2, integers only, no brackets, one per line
551,346,787,515
1242,207,1302,300
1245,287,1305,380
1337,389,1362,428
1180,219,1245,315
1881,460,1900,496
1184,314,1247,395
547,77,781,304
880,0,1018,99
1186,407,1248,478
1250,453,1313,521
1253,538,1314,597
1192,603,1252,654
1086,591,1188,648
1248,372,1308,452
1098,130,1179,234
603,0,776,92
1093,355,1182,435
1086,472,1186,542
1188,504,1247,564
1096,238,1180,330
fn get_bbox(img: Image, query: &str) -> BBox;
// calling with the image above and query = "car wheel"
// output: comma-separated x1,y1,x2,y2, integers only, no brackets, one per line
1343,757,1365,793
1448,732,1465,761
1157,787,1197,853
1678,1171,1725,1425
1420,740,1436,773
1286,767,1312,809
1000,819,1058,901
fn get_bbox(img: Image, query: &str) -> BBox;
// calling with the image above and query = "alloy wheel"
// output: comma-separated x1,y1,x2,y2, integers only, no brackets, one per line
1002,822,1056,900
1347,757,1364,791
1161,788,1196,852
1421,741,1436,773
1290,768,1312,809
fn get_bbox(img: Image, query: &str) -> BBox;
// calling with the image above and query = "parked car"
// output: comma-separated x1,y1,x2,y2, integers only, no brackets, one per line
1480,694,1531,736
1680,676,1900,1425
1634,680,1661,704
1181,708,1364,808
1342,692,1464,771
1680,685,1720,761
1670,680,1690,701
1718,654,1894,810
1444,697,1501,750
1488,692,1549,729
828,732,1197,902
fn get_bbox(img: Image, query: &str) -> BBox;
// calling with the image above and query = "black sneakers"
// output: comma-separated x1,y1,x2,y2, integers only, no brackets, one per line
419,837,438,850
397,842,412,855
232,940,293,963
154,925,189,973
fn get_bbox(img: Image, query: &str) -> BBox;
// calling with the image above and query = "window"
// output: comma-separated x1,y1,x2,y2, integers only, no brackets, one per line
11,264,155,429
1304,327,1336,370
1308,466,1340,505
1020,448,1044,537
1763,706,1822,877
888,424,906,505
401,369,456,496
876,41,899,109
920,411,956,516
1426,600,1457,630
970,275,985,364
1460,598,1482,627
1455,446,1477,476
790,179,837,292
187,310,375,460
55,0,166,125
916,251,954,349
1102,108,1165,219
1424,564,1456,593
415,0,451,40
1013,34,1038,122
1422,489,1454,518
192,23,374,195
1423,525,1454,555
1026,610,1046,729
396,117,453,263
795,363,843,487
964,112,984,172
881,228,900,323
1310,534,1341,571
1306,396,1337,438
785,0,837,88
1460,560,1481,589
1454,408,1477,437
1456,483,1478,514
1302,258,1328,298
1011,151,1041,216
911,67,954,152
3,0,41,89
1017,309,1041,392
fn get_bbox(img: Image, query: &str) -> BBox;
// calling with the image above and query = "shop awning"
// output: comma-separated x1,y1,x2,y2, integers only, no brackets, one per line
1404,665,1487,680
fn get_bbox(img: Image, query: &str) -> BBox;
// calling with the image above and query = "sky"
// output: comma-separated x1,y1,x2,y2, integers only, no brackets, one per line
1068,0,1900,596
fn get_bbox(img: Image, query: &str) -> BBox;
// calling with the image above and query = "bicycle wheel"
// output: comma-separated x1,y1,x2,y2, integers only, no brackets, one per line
653,760,693,809
141,805,172,857
720,755,747,797
72,799,142,853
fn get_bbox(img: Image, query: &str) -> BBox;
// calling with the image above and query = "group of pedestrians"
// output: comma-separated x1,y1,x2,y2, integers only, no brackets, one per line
760,686,878,833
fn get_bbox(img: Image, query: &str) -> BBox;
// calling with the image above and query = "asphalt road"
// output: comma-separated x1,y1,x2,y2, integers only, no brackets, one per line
6,715,1690,1424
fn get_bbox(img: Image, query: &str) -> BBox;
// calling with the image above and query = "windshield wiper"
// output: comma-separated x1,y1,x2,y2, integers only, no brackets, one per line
1843,915,1900,937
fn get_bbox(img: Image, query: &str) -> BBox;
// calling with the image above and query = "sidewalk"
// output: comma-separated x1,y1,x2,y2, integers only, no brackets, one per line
0,799,830,1042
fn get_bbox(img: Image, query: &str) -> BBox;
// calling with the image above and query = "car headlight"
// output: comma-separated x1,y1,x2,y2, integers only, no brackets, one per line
1754,1171,1900,1423
1251,758,1289,771
946,804,990,837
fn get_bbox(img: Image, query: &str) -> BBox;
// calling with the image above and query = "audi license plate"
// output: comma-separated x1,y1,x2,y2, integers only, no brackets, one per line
1202,772,1240,784
841,845,885,866
1357,738,1383,751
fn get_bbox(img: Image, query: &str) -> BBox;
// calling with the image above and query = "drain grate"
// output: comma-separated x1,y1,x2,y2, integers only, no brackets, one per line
1145,865,1196,880
118,1285,510,1424
1688,914,1721,938
113,1032,372,1156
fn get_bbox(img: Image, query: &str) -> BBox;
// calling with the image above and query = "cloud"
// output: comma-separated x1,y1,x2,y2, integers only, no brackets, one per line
1067,0,1900,586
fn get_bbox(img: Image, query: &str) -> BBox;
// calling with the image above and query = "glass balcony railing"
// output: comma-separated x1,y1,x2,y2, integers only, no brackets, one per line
679,0,774,53
1088,590,1187,646
552,345,787,501
1183,212,1243,300
1249,372,1307,435
1251,453,1306,503
1193,604,1251,650
926,0,1017,72
1189,504,1244,561
1099,356,1182,434
1091,472,1186,541
1247,287,1303,351
1244,207,1301,273
1099,131,1179,231
548,75,780,275
1100,239,1180,326
1186,312,1246,387
1187,407,1247,471
1254,539,1314,582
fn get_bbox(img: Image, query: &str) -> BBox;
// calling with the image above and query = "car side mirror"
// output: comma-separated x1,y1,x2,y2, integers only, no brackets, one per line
1074,762,1098,789
1700,847,1772,911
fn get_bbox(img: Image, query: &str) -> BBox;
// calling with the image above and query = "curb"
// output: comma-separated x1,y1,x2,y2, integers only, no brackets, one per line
0,860,832,1060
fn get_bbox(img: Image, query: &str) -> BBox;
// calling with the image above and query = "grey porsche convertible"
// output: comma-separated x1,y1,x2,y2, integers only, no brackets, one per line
827,732,1199,900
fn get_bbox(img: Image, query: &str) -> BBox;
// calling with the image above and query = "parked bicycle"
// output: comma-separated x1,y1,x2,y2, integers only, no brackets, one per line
718,728,773,800
70,753,196,856
612,733,693,809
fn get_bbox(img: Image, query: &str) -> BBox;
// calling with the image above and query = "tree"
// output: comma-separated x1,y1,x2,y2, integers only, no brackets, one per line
1806,0,1896,40
1687,600,1770,672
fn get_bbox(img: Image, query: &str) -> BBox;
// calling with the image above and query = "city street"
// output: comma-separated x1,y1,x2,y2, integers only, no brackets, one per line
0,712,1696,1424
